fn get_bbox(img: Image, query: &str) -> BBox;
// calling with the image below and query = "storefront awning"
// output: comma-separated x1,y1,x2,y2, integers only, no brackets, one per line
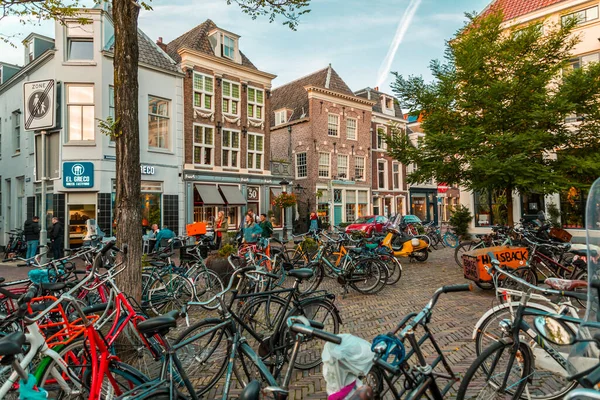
195,184,226,205
270,187,283,197
220,185,246,206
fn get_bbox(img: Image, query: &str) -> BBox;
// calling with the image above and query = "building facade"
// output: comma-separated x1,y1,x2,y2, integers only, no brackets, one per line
355,88,409,219
0,5,184,248
270,65,375,232
463,0,600,234
163,20,283,234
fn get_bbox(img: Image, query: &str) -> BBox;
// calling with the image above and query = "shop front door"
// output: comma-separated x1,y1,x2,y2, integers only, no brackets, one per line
68,204,96,247
334,205,343,226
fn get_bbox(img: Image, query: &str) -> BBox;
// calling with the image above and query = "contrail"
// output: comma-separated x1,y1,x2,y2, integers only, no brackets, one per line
376,0,423,88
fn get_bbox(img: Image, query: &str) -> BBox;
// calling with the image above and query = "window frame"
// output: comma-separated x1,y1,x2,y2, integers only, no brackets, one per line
337,154,349,179
377,159,388,190
247,132,265,171
346,117,357,140
147,95,171,150
66,83,95,142
377,125,387,150
193,72,214,111
392,162,401,189
221,129,241,169
66,21,94,62
562,5,599,26
328,114,339,137
222,80,240,116
247,86,264,121
318,152,331,178
296,152,307,179
193,124,215,167
12,110,20,154
223,35,235,59
354,156,365,181
275,110,287,126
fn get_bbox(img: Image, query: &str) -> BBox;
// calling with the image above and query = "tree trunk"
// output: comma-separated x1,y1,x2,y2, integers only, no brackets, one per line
506,188,514,227
113,0,142,302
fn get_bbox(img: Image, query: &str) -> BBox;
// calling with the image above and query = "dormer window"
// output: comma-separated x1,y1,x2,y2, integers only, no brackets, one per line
275,109,287,126
28,45,34,62
386,98,393,109
223,35,235,59
66,22,94,61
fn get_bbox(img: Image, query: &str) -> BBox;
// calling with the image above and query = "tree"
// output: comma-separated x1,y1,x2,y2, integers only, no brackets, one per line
388,11,600,225
3,0,312,300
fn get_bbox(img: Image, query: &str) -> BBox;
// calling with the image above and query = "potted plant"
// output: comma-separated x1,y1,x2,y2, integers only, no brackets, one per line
206,244,237,280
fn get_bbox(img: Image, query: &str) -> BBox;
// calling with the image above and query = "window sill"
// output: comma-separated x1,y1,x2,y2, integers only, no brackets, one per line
148,148,174,155
222,167,240,172
64,141,96,147
194,107,214,113
12,152,21,157
346,137,358,141
193,164,214,169
222,112,241,118
295,176,308,180
62,61,97,66
248,169,264,173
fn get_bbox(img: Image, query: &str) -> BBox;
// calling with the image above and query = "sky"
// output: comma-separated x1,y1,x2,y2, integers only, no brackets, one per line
0,0,492,94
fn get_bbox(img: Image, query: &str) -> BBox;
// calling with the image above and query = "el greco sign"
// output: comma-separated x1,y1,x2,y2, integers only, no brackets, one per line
23,79,56,131
462,246,529,283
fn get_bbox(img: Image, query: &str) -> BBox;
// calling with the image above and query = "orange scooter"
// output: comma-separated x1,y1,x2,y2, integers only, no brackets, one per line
377,215,430,262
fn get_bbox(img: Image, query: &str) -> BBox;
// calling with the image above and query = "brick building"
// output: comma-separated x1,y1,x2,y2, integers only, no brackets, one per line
163,20,282,233
270,65,375,232
355,88,409,218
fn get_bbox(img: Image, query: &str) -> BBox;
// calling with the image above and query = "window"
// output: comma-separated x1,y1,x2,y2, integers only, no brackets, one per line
346,117,357,140
296,152,307,178
66,22,94,61
337,154,348,178
569,52,600,70
12,111,20,154
358,191,368,217
247,87,264,120
223,35,235,59
247,133,264,170
354,156,365,180
67,84,94,141
393,162,400,189
562,6,598,26
386,98,393,109
378,160,387,189
474,190,493,227
193,125,214,166
108,86,115,119
193,73,213,110
222,81,240,115
222,130,240,168
318,152,330,178
0,119,2,159
269,188,283,228
328,114,339,136
275,110,287,126
346,190,356,222
560,187,587,229
28,45,34,62
148,96,170,150
377,126,387,150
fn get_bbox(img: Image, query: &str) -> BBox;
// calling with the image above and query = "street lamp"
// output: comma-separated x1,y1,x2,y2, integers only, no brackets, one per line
279,179,290,240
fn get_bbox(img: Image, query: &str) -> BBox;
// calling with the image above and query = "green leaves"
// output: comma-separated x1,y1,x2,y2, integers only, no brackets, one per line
227,0,311,30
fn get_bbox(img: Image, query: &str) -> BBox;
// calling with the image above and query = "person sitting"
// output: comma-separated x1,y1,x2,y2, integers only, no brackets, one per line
154,226,176,251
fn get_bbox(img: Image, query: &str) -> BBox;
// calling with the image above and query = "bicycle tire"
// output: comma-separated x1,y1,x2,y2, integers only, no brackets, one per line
147,274,194,315
474,303,577,400
174,317,234,397
349,257,387,294
379,254,402,285
192,268,224,310
571,268,588,309
456,339,532,400
454,241,482,268
443,232,459,248
297,261,324,294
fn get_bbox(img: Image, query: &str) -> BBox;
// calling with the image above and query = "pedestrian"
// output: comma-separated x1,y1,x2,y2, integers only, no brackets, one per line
243,214,262,244
247,209,260,223
309,211,319,232
214,211,229,248
154,225,176,252
50,217,64,260
259,213,273,238
23,216,40,266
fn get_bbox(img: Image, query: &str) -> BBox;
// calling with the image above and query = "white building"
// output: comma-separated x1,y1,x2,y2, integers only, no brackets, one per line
0,5,184,249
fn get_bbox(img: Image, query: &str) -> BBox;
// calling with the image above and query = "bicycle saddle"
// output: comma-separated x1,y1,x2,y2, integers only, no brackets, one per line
571,248,598,258
40,282,67,292
287,268,314,281
545,278,588,291
0,331,25,357
238,380,261,400
137,309,181,337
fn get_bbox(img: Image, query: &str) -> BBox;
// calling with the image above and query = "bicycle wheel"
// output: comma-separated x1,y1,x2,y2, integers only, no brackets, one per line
147,274,194,315
457,339,532,400
454,241,482,268
571,268,588,309
174,317,233,397
297,261,324,294
287,298,340,370
379,254,402,285
192,268,224,310
498,267,538,295
474,304,577,399
349,258,386,294
443,231,460,248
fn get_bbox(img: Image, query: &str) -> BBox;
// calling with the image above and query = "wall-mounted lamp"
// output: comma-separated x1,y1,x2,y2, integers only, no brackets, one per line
186,68,193,78
216,77,222,87
333,142,337,154
351,145,355,156
242,126,248,138
216,121,222,134
266,90,271,99
242,83,247,92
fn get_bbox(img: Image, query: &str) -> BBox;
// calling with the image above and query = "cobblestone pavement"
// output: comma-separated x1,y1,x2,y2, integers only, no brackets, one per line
0,247,498,399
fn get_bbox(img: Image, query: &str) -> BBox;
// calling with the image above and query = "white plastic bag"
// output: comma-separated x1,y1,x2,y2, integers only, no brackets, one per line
322,334,374,399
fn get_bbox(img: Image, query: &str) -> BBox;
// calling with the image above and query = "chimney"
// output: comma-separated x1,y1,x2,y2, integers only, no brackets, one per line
374,86,379,92
156,37,167,52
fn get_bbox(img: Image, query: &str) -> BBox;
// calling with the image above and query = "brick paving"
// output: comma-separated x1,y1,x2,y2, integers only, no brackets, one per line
0,247,497,398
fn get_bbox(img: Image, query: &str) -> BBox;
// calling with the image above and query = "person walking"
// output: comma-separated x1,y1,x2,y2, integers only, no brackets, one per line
243,213,262,244
259,213,273,239
23,216,40,266
50,217,64,260
309,211,319,232
214,211,229,248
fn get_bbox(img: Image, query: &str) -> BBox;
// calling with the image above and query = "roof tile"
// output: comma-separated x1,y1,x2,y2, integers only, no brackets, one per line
483,0,567,22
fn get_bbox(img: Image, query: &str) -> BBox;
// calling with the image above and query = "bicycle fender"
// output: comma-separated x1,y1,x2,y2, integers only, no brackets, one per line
297,298,343,325
471,301,560,340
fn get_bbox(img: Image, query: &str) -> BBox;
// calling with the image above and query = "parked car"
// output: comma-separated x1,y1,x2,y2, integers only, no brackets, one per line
344,215,389,236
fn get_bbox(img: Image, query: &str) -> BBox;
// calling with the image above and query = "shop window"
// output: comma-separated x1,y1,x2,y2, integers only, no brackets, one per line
68,204,96,247
345,190,356,222
358,191,368,217
269,188,283,228
560,187,587,229
474,190,492,227
411,194,427,222
317,203,330,226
